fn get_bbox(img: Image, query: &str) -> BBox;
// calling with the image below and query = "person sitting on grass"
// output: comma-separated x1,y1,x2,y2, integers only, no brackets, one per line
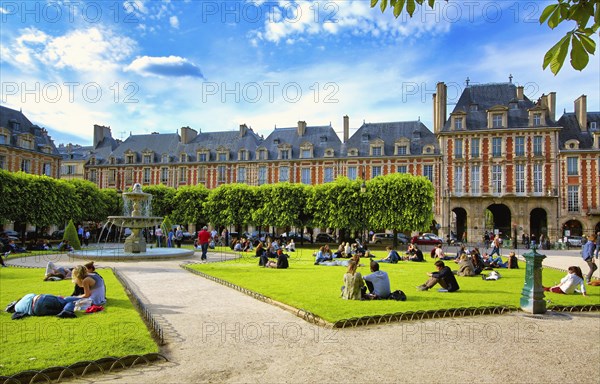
379,246,400,263
404,243,424,262
265,250,289,269
486,251,519,269
362,260,391,300
7,239,27,253
57,264,106,318
341,260,364,300
285,239,295,252
314,245,333,265
57,239,74,252
334,242,345,258
417,260,460,292
233,240,243,252
470,251,484,275
0,251,7,267
454,254,475,276
544,266,587,296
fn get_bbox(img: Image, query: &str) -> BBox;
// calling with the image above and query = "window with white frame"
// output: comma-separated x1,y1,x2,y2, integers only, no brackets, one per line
43,163,52,176
0,134,7,144
218,153,227,162
126,154,135,164
162,154,169,163
533,113,542,126
471,138,480,158
324,167,334,182
280,149,290,160
238,150,247,161
217,165,226,183
492,137,502,157
397,165,407,173
515,136,525,156
143,154,152,164
533,136,543,156
179,167,187,182
423,165,433,182
237,167,246,183
454,166,463,194
258,166,267,185
301,167,311,184
89,169,97,182
301,149,311,159
21,159,31,173
143,168,151,184
567,157,579,175
471,165,480,194
492,114,503,128
454,116,463,130
533,163,543,193
161,167,169,183
125,169,133,182
348,166,357,180
279,166,289,182
198,153,208,162
63,165,76,175
372,165,382,177
258,149,267,160
180,154,187,163
491,165,502,194
515,164,525,194
197,166,206,182
108,169,116,183
454,139,463,159
567,185,579,212
397,145,407,155
372,146,382,156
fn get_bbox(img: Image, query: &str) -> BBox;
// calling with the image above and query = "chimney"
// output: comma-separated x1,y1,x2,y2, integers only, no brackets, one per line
93,124,112,148
516,86,524,100
546,92,556,121
343,115,349,143
433,82,447,133
239,124,248,137
574,95,587,131
297,121,306,136
180,126,197,144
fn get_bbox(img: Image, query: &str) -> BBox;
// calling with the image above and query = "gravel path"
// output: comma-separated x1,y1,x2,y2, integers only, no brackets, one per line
7,248,600,383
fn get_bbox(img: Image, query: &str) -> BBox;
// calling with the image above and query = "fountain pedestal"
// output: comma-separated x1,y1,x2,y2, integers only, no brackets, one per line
124,229,146,253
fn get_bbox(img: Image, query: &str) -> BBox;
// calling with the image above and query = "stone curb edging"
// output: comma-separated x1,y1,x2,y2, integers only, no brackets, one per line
0,353,168,384
181,263,330,327
113,268,166,346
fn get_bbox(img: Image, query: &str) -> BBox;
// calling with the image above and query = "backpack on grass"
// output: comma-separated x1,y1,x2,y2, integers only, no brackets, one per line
389,290,407,301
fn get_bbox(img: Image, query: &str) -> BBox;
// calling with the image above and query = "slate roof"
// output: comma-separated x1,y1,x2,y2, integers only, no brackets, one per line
0,105,60,156
261,125,342,159
344,121,438,156
187,129,263,160
108,133,181,163
443,83,540,131
58,144,95,161
557,112,600,149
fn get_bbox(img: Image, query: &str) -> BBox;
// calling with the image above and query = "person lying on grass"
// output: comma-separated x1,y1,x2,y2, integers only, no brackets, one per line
44,261,74,281
417,260,460,292
544,266,587,296
7,293,81,320
56,265,106,318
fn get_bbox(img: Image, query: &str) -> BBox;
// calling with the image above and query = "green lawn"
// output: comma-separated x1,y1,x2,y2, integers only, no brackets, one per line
0,268,158,376
189,249,600,323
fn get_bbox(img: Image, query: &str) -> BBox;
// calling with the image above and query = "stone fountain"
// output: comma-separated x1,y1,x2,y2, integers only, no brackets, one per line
71,183,194,260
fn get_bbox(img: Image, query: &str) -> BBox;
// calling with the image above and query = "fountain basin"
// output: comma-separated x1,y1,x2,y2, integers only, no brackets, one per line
71,246,195,261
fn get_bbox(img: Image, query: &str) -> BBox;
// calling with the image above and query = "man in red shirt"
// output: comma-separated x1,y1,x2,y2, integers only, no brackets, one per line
198,226,211,262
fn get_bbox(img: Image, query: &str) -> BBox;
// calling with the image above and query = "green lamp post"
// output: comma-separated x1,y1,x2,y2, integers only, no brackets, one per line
520,245,547,314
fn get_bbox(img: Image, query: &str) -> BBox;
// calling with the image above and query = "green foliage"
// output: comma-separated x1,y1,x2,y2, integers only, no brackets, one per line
63,219,81,250
0,268,158,376
253,183,311,230
0,170,26,223
204,184,257,228
101,188,122,216
142,184,177,218
309,177,364,232
161,216,174,235
68,179,108,223
371,0,599,74
170,185,210,226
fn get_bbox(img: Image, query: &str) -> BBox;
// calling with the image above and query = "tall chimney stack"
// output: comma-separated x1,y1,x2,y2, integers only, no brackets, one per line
297,121,306,136
433,82,447,133
574,95,587,131
516,86,524,100
343,115,349,143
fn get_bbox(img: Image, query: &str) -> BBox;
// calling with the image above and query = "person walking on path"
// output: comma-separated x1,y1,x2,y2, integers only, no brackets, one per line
582,234,597,284
198,226,211,262
489,235,501,257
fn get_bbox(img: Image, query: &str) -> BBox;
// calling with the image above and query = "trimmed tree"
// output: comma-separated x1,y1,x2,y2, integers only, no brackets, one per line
63,219,82,250
170,185,210,228
143,185,177,218
204,184,257,231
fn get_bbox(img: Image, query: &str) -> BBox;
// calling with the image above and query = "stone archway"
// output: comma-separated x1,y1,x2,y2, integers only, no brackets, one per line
452,207,467,241
563,220,583,237
529,208,548,239
487,204,511,239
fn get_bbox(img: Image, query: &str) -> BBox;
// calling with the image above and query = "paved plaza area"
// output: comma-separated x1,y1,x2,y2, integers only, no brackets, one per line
6,247,600,383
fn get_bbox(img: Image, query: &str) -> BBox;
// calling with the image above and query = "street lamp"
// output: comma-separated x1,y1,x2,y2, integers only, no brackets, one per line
360,167,367,245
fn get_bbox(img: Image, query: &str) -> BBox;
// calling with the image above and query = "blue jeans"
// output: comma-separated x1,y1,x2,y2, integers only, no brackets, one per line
489,246,500,257
52,296,80,314
201,243,209,260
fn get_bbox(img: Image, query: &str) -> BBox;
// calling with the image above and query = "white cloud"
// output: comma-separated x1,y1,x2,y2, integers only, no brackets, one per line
2,27,136,72
169,15,180,29
125,56,204,78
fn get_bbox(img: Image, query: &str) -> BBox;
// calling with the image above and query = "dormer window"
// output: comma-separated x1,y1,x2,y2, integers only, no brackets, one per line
279,148,290,160
451,113,466,131
396,145,407,155
180,153,187,163
371,146,382,156
0,133,6,144
470,104,478,111
218,152,228,162
126,154,135,164
533,113,542,126
238,149,248,161
454,118,462,130
257,148,268,160
143,152,153,164
324,148,334,157
492,114,502,128
162,154,169,163
348,148,358,157
361,134,369,143
273,139,280,145
109,156,116,165
197,150,209,162
89,157,96,166
423,145,434,154
590,121,597,130
300,143,313,159
320,136,327,143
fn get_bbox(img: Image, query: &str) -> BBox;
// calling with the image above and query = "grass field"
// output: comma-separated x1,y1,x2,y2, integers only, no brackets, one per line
189,248,600,323
0,267,158,376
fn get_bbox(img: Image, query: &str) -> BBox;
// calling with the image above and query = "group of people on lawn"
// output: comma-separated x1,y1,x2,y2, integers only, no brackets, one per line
6,261,106,319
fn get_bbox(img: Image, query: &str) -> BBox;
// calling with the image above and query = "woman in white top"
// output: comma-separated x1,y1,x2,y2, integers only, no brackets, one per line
544,266,587,296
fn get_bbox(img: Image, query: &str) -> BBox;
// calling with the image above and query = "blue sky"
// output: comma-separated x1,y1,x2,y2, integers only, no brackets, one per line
1,0,599,145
